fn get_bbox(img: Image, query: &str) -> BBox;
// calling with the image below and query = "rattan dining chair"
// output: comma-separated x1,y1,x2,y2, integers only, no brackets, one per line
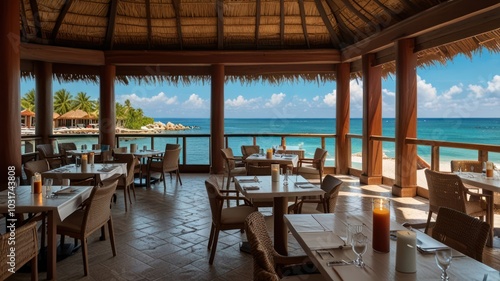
0,221,38,281
36,143,63,169
147,146,182,190
58,142,77,164
205,176,256,265
112,153,137,211
244,211,324,281
296,148,328,184
432,207,490,262
57,179,118,276
221,148,247,190
424,169,489,234
289,174,343,214
241,145,260,160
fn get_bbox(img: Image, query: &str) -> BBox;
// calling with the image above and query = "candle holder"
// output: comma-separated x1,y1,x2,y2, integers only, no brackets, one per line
372,197,390,253
271,164,280,182
395,230,416,273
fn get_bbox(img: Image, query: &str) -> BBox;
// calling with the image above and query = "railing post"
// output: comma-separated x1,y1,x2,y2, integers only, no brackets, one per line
281,136,286,147
321,137,326,150
431,145,440,171
182,137,187,165
478,150,488,163
253,136,257,146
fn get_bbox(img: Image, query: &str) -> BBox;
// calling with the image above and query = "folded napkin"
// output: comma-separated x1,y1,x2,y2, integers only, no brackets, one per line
54,187,75,195
239,178,258,183
98,165,117,172
244,186,260,191
332,264,373,281
301,231,346,250
295,182,316,189
416,230,448,251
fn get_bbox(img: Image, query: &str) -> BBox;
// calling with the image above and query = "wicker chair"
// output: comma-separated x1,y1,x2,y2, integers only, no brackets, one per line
289,175,343,214
205,176,256,265
58,142,77,165
112,153,137,211
244,211,324,281
296,148,328,184
147,146,182,190
36,143,63,169
0,221,38,281
221,148,247,190
424,169,489,234
57,179,118,276
241,145,260,160
24,159,50,180
432,207,490,262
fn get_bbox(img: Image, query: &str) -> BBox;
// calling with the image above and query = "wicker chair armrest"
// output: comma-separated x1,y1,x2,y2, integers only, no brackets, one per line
273,254,311,266
465,189,492,198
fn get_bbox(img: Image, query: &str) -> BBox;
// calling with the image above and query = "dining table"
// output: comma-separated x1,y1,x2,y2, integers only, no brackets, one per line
244,153,299,168
0,185,93,280
457,171,500,247
275,145,305,159
235,175,324,255
285,212,500,281
43,163,127,185
115,149,163,187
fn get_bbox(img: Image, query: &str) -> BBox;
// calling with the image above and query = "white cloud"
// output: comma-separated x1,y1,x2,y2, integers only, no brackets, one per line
119,92,177,105
323,92,336,107
183,94,205,108
265,93,286,107
442,84,463,100
417,76,437,105
225,95,259,107
312,96,320,102
383,89,395,97
487,75,500,93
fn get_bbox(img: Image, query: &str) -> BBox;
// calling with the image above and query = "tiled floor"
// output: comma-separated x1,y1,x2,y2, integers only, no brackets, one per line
6,173,500,280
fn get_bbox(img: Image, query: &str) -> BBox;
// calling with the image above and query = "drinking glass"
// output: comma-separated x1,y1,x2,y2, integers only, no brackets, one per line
351,232,368,268
346,224,363,245
44,178,53,198
435,248,452,280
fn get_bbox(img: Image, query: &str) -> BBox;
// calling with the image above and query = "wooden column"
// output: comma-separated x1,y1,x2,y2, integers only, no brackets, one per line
210,64,225,174
0,0,21,185
35,62,53,144
393,38,418,197
360,54,383,184
335,63,351,175
99,65,116,147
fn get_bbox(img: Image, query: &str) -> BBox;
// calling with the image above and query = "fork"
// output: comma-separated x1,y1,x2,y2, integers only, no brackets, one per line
327,260,353,266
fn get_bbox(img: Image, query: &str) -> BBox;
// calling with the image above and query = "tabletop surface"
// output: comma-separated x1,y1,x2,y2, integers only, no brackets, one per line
458,172,500,192
245,153,299,167
235,175,324,198
285,213,500,281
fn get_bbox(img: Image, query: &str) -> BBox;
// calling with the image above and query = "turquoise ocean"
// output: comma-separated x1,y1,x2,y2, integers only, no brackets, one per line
64,118,500,166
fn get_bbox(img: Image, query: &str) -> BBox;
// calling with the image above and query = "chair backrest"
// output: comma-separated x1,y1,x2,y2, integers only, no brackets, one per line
424,169,467,214
319,175,343,213
113,147,127,154
24,159,50,179
205,176,224,225
241,145,260,159
432,207,490,262
83,179,118,234
244,211,279,280
112,153,136,185
0,221,38,280
162,146,181,171
37,143,55,159
165,143,180,150
450,160,482,173
312,148,328,169
246,164,271,176
221,148,235,171
59,142,77,153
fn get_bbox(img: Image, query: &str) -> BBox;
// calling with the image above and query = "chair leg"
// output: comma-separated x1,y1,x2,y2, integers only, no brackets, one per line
162,173,167,191
424,211,433,234
82,237,89,276
127,185,133,204
177,169,182,185
108,218,117,256
209,226,220,265
31,255,38,281
207,224,215,250
123,188,128,212
131,182,136,200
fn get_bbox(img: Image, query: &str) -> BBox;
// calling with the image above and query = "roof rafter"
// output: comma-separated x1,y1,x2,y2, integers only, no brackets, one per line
145,0,152,49
216,0,224,49
372,0,402,22
255,0,261,48
334,0,374,33
297,0,310,48
52,0,74,40
104,0,119,50
313,0,341,47
172,0,183,49
20,0,29,41
324,0,355,46
29,0,43,38
280,0,285,47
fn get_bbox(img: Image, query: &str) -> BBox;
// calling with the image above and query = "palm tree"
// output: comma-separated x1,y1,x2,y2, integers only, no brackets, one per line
53,89,73,114
21,89,35,111
73,92,96,113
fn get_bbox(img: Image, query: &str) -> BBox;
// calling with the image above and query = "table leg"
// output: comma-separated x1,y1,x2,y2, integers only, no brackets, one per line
47,210,57,280
274,197,288,256
483,189,494,247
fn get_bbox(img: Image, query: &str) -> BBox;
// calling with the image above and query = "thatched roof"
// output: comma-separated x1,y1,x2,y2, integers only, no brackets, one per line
56,109,96,120
20,0,500,84
20,109,35,117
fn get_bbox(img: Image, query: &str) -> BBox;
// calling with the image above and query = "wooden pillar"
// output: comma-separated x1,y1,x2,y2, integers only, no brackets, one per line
360,54,383,184
0,0,21,185
99,65,116,147
211,64,225,174
393,38,418,197
335,63,351,175
35,62,53,144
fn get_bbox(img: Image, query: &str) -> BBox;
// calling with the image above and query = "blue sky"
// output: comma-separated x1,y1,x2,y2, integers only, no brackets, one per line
21,49,500,119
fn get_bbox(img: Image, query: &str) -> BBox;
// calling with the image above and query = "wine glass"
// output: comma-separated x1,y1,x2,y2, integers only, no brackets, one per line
435,248,453,280
351,232,368,268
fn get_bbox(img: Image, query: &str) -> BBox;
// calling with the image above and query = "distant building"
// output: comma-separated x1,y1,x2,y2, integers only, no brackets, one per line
20,109,35,128
55,109,97,128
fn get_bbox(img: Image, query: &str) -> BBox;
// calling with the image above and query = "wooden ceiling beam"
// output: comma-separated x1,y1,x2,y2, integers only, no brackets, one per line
105,49,341,65
145,0,152,49
255,0,261,48
52,0,74,40
324,0,355,45
172,0,183,49
104,0,119,50
29,0,42,38
313,0,341,47
21,43,105,65
216,0,224,49
280,0,285,47
20,0,28,41
372,0,402,22
297,0,310,48
337,0,373,28
341,0,500,62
